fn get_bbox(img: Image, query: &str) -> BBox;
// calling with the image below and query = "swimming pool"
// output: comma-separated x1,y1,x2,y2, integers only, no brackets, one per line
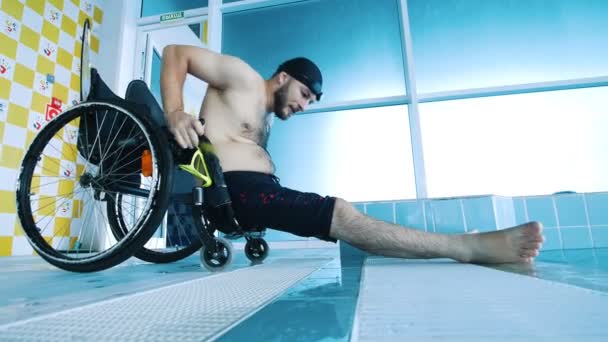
2,247,606,341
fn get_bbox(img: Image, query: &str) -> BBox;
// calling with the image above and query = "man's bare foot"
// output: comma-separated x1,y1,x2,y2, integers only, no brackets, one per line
460,222,544,264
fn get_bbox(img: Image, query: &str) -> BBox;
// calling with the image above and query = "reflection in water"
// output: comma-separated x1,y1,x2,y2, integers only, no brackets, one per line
486,248,608,293
218,266,362,342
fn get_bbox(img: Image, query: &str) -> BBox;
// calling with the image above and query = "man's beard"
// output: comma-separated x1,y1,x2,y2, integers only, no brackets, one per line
273,82,290,120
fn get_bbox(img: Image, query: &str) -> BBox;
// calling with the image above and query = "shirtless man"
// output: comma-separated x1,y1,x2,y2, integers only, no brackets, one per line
160,45,544,264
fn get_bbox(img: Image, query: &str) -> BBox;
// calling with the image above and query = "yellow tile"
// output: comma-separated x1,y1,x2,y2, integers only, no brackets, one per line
0,145,23,169
54,217,70,237
0,190,17,213
0,237,12,256
42,155,61,177
37,195,56,217
48,0,65,11
14,63,35,88
91,35,99,53
1,0,24,21
61,142,78,162
58,179,75,197
14,220,24,236
31,92,50,114
0,33,18,59
78,10,90,26
36,54,55,75
42,20,60,44
0,121,4,141
61,15,77,37
93,6,103,24
25,0,45,16
68,118,80,129
26,131,37,146
70,72,79,91
0,78,10,99
7,103,29,128
56,47,72,71
30,172,40,193
76,164,84,177
19,24,40,52
52,82,68,103
73,40,82,58
73,199,82,218
69,237,78,249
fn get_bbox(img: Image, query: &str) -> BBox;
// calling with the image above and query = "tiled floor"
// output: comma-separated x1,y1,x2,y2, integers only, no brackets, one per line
1,247,607,341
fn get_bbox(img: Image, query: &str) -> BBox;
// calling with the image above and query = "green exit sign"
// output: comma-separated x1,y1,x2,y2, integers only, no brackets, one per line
160,11,184,22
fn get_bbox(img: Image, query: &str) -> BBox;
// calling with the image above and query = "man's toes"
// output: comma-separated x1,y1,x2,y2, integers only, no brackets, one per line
525,221,543,235
523,241,542,250
520,249,539,258
518,256,533,263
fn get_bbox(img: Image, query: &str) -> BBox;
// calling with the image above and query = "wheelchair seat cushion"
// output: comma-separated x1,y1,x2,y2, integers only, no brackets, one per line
222,171,337,242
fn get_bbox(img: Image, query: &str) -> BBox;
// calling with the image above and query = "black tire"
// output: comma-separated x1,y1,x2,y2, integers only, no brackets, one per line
244,238,269,262
200,237,233,272
15,102,173,272
107,193,202,263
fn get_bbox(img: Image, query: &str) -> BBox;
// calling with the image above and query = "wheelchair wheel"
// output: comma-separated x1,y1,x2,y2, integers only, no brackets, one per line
244,238,269,263
107,192,202,263
16,102,172,272
200,237,233,272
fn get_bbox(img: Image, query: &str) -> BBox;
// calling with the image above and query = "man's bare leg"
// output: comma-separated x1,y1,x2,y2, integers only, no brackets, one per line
329,198,544,264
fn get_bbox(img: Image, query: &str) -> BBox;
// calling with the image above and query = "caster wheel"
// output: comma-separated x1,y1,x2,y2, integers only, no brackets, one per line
200,237,233,272
245,238,269,263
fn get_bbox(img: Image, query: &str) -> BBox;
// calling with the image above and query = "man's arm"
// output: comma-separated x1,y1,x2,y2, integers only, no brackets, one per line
160,45,256,148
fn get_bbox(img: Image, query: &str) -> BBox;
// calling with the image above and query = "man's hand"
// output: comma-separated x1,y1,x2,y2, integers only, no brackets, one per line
166,110,205,149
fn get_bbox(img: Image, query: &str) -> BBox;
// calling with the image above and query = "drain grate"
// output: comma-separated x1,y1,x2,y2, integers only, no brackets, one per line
0,258,329,341
353,258,608,342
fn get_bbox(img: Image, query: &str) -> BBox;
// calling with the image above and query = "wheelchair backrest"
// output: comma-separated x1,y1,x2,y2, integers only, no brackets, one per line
125,80,166,128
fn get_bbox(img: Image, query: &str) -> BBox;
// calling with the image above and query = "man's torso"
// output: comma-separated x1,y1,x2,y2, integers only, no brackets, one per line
199,78,275,174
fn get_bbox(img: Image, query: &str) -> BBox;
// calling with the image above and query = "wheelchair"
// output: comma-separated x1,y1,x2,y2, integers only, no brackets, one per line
15,19,269,272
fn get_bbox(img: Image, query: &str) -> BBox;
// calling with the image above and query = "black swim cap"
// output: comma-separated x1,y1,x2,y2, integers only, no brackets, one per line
277,57,323,101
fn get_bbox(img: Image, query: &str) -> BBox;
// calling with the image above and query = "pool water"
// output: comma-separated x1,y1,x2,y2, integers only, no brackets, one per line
490,248,608,293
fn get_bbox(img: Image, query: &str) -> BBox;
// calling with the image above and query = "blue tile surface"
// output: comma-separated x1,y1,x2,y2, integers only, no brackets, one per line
555,194,588,227
591,227,608,248
494,196,516,229
560,227,593,249
586,193,608,226
365,203,394,223
424,201,436,232
339,241,366,258
513,197,528,224
525,196,557,228
462,196,496,232
541,228,562,250
353,203,366,214
395,200,426,230
428,199,465,234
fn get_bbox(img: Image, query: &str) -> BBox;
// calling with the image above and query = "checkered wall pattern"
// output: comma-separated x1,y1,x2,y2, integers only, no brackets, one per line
0,0,104,256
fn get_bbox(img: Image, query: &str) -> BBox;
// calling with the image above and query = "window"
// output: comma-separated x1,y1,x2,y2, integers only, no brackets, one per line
268,105,416,202
420,86,608,197
222,0,406,103
408,0,608,93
